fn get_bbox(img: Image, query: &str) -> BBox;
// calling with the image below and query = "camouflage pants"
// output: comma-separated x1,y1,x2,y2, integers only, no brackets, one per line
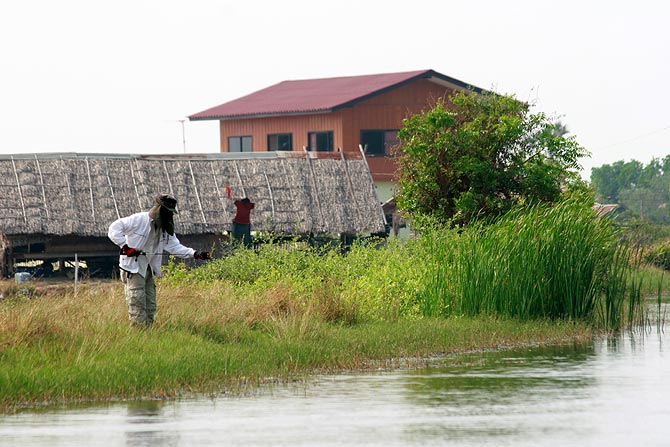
121,269,156,326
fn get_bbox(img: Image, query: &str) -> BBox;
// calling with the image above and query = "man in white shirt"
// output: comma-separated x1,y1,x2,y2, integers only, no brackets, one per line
108,194,210,326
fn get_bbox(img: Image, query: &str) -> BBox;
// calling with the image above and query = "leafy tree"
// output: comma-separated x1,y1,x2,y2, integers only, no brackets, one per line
395,91,588,228
590,156,670,243
639,157,663,186
590,159,644,203
619,171,670,225
548,120,570,137
591,156,670,220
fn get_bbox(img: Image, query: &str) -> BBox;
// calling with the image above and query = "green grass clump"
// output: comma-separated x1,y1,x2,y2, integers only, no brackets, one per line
162,238,425,323
418,198,642,329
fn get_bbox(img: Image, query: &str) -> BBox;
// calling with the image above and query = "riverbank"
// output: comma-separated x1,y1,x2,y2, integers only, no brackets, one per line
1,199,659,412
0,277,597,412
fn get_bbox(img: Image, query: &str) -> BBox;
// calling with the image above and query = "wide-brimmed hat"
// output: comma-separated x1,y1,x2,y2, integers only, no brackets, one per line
154,194,179,214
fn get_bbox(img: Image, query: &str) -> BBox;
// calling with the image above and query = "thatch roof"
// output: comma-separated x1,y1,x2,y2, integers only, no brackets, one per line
0,152,386,238
593,203,619,218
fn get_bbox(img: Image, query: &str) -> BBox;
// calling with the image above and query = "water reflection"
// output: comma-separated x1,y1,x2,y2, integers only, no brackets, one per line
393,342,600,445
0,331,667,447
404,342,598,410
125,400,179,447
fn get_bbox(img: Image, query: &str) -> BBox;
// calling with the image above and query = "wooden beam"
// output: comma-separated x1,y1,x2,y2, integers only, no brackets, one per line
359,144,387,225
233,160,247,197
340,147,363,231
11,156,27,223
13,251,119,260
34,155,50,220
263,172,276,220
163,160,175,196
85,157,96,225
189,160,207,226
105,158,120,219
210,162,231,223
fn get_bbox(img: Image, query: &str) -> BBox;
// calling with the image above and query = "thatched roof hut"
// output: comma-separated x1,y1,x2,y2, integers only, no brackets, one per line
0,151,386,276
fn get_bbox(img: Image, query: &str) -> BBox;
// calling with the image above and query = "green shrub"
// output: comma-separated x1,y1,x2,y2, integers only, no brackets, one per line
163,239,426,323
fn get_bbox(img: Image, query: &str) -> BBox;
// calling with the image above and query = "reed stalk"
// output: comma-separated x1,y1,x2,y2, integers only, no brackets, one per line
419,198,641,329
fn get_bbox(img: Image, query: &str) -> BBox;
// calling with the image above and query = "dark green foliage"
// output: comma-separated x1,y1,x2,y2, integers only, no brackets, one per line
396,91,588,228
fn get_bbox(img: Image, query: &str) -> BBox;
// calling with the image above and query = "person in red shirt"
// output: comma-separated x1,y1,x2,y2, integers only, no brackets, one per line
232,197,255,248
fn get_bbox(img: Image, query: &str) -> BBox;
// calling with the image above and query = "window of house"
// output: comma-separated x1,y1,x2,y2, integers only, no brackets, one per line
307,131,334,152
360,130,399,156
267,133,293,151
228,136,252,152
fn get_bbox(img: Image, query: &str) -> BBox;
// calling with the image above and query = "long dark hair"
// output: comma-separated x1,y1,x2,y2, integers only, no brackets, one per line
149,195,176,236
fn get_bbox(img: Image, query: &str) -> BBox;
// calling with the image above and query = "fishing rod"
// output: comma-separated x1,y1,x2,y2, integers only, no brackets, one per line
120,246,210,260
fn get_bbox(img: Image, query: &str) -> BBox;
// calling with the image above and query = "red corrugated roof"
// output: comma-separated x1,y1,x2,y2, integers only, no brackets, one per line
189,69,480,121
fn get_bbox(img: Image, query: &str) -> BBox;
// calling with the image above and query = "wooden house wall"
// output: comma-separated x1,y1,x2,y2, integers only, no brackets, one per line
217,79,456,155
366,157,400,181
340,79,457,151
216,79,458,180
218,114,345,152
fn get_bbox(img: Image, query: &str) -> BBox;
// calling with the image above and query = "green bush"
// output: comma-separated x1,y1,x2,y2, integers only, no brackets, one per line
164,240,427,323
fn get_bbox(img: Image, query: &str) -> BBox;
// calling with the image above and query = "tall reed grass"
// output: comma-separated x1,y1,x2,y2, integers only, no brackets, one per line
418,198,642,329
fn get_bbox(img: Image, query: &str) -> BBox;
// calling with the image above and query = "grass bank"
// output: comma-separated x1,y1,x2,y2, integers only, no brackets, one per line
0,199,646,412
0,281,594,412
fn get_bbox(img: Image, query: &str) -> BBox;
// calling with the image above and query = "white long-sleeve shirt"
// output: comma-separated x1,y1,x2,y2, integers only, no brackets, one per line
107,212,195,277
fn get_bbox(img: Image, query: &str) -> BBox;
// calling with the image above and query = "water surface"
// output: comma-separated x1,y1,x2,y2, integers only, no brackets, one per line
1,330,667,446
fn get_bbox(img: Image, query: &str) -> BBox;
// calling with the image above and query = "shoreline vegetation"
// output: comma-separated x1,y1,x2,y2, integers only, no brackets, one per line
0,200,662,413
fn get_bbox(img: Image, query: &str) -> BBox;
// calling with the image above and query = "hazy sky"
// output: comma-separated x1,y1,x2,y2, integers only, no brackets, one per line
1,0,668,180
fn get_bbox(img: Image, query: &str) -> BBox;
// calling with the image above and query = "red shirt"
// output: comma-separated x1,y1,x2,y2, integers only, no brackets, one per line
233,200,255,224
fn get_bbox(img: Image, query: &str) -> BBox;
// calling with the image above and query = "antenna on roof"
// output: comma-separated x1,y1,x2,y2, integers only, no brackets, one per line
164,119,188,153
178,119,187,153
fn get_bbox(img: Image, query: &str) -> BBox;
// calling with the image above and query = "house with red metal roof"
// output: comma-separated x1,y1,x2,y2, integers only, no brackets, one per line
189,69,484,181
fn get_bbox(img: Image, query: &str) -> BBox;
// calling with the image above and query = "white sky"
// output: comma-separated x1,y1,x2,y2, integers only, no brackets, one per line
1,0,668,180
